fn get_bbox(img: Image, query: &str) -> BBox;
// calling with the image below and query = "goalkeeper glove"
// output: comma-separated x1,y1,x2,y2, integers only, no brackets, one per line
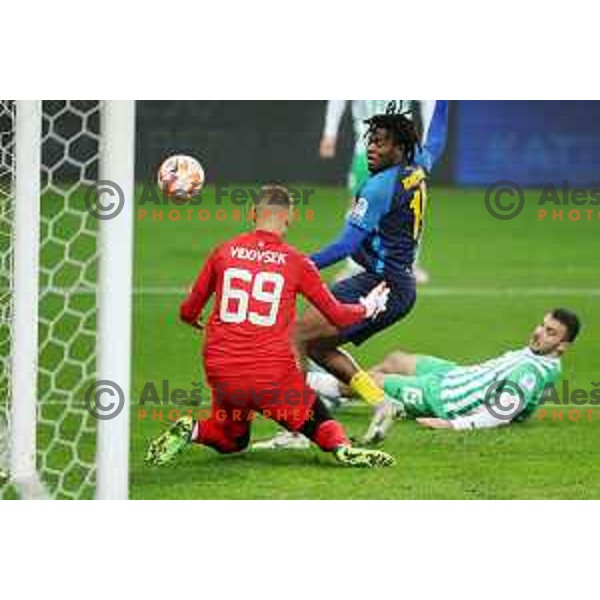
360,281,390,319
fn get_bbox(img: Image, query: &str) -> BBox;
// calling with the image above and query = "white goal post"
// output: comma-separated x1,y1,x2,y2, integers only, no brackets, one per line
10,101,42,496
96,101,135,500
1,100,135,500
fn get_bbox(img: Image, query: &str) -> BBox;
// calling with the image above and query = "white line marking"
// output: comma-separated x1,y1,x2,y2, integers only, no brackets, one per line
417,287,600,297
129,286,600,297
2,286,600,297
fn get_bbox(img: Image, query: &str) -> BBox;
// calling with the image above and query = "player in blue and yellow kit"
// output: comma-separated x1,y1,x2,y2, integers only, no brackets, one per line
299,105,426,408
319,100,448,284
253,106,428,450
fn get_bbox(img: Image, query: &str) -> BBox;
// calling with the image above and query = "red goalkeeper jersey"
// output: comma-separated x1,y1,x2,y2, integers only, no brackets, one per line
180,229,366,376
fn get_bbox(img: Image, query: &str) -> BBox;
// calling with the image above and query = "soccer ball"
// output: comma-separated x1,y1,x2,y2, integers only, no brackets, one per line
157,154,205,200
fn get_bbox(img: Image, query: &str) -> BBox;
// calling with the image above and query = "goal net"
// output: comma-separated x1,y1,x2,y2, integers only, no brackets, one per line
0,100,135,499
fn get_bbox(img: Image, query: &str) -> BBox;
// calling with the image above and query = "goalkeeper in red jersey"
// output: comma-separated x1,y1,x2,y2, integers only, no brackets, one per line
146,185,394,468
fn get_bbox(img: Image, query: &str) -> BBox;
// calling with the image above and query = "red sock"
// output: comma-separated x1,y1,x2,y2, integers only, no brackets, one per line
194,419,237,453
313,419,349,452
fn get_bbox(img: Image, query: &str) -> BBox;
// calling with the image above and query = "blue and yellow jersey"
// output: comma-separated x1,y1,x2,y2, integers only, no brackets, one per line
348,164,427,283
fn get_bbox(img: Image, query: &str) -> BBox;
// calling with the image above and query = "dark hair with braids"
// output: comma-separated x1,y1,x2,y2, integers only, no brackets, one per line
363,101,422,165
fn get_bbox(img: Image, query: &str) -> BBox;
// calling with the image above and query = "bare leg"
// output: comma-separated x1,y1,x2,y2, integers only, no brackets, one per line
306,336,360,384
334,351,418,397
306,350,416,398
370,351,418,378
296,305,361,384
255,305,365,450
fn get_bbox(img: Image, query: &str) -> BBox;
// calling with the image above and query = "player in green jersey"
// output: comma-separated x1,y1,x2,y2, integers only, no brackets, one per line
306,309,580,440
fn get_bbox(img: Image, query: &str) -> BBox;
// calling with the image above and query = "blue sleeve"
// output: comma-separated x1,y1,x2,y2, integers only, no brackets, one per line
415,100,449,173
310,222,369,270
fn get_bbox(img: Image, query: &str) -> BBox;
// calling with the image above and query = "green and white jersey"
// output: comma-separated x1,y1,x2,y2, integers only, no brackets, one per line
438,347,561,421
349,100,414,141
322,101,415,145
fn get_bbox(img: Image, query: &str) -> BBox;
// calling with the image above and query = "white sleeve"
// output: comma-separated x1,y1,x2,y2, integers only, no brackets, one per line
449,407,511,430
322,100,347,138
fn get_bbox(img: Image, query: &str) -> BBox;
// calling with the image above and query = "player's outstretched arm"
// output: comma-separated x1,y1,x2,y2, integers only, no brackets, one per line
419,361,545,431
416,417,454,429
310,222,368,270
311,173,389,271
297,256,390,330
298,257,365,328
179,251,217,328
417,410,511,431
414,100,449,173
320,100,347,158
443,363,546,430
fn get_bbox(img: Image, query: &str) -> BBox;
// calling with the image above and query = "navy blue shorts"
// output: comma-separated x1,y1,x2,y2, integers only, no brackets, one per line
330,272,416,346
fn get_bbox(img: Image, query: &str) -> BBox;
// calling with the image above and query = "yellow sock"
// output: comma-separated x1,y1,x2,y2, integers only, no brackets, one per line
349,370,384,406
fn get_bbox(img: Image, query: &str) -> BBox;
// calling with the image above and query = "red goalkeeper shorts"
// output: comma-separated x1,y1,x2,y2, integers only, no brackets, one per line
195,367,317,453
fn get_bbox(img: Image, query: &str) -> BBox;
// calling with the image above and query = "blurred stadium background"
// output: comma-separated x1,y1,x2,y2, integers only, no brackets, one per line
135,100,600,186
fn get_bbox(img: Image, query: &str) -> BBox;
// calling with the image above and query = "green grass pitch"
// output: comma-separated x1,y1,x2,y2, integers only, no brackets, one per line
128,184,600,499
